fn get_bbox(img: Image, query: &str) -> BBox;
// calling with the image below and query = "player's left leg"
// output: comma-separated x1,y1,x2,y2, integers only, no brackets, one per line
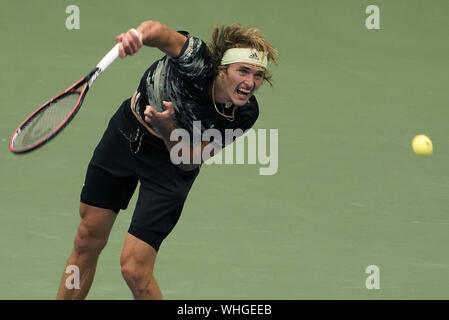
120,233,162,300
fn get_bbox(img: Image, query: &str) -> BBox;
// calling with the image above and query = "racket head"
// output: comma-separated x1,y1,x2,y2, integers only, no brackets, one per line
9,79,89,154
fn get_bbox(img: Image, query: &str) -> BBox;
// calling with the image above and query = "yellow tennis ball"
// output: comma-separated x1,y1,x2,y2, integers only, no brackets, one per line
412,134,433,156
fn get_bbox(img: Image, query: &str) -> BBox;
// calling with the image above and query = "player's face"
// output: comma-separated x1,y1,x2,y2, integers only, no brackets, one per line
218,63,265,106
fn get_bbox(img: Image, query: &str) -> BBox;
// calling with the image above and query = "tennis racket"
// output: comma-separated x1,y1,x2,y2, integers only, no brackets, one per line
9,42,122,154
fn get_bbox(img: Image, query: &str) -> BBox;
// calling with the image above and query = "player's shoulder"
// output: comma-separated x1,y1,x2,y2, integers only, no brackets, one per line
167,31,215,81
170,31,209,62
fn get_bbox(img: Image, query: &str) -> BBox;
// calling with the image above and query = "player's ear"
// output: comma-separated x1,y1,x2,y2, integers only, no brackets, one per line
218,66,227,79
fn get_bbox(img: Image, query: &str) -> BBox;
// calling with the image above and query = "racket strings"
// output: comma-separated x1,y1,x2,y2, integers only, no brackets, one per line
13,92,80,149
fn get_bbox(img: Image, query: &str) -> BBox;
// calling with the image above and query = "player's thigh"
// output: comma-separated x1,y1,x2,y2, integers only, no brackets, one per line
76,202,117,250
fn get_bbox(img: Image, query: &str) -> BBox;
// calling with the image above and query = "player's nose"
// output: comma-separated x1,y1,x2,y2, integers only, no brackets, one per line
242,77,255,90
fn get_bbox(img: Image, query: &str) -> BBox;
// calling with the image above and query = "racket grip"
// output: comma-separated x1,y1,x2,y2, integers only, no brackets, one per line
97,29,140,71
89,29,141,87
96,43,120,72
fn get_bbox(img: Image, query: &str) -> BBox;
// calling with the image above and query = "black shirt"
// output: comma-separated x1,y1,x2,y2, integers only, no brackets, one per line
134,31,259,148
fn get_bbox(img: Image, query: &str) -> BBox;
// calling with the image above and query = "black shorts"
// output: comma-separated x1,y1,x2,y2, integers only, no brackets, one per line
80,99,200,251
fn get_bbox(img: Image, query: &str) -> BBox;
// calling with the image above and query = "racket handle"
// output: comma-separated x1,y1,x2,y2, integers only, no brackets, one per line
96,43,120,72
88,29,141,87
96,28,140,71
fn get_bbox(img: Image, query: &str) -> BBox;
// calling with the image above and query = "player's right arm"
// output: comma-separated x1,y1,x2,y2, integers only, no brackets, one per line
116,21,187,58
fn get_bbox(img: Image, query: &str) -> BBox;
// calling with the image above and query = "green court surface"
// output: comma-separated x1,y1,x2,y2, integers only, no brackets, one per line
1,0,449,299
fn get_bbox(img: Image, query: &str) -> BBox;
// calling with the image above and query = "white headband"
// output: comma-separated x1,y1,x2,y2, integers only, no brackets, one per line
220,48,268,68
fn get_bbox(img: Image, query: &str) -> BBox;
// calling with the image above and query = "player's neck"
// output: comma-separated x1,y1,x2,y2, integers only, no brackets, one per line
212,77,229,104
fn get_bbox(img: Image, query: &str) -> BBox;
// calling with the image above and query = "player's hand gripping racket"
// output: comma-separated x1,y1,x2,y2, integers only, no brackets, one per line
9,29,141,154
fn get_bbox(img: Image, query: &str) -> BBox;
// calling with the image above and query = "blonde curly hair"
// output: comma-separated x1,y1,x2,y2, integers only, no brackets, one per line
207,24,279,85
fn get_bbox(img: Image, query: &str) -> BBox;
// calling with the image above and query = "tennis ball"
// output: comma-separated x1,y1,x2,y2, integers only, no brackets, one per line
412,134,433,156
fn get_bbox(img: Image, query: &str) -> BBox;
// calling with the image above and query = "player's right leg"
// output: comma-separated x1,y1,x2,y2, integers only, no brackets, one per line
56,99,143,299
56,203,117,300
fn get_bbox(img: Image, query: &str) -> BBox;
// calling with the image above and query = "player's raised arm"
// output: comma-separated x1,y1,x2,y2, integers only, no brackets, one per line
116,20,187,58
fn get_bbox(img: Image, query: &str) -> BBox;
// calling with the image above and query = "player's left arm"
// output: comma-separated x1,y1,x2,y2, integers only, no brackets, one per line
144,101,218,171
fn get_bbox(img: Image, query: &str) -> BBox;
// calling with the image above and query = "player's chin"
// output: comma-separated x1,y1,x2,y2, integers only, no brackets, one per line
233,92,252,106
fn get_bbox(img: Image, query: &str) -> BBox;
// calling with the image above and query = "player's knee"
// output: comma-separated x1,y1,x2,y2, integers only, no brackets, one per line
120,257,153,288
73,209,108,255
120,262,138,284
74,224,108,255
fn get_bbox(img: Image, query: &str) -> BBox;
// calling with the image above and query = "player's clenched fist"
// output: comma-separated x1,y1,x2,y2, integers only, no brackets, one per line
144,101,175,136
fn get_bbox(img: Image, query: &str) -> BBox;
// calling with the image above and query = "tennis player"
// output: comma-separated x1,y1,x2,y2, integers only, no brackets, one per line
56,20,278,300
